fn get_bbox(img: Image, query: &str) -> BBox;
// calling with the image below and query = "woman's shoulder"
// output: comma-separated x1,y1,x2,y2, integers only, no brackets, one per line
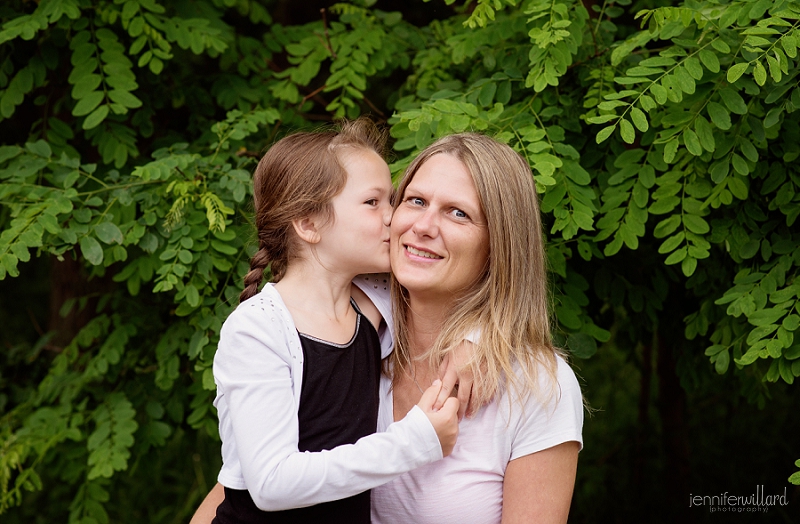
500,352,584,457
351,273,392,324
352,274,391,302
496,352,584,423
553,353,581,395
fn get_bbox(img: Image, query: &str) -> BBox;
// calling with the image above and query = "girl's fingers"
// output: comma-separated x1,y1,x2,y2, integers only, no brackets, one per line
417,379,443,411
435,357,458,411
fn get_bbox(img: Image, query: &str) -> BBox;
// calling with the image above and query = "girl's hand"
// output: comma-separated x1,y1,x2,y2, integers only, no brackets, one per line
436,342,481,420
417,379,459,457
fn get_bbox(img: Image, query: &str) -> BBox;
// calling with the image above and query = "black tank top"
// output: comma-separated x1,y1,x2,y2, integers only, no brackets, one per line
213,300,381,524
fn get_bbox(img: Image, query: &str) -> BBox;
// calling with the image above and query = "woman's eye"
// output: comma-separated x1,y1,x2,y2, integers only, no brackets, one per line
453,209,468,219
409,197,424,206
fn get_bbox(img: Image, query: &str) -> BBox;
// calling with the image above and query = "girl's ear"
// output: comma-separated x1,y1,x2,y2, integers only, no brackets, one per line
291,216,322,244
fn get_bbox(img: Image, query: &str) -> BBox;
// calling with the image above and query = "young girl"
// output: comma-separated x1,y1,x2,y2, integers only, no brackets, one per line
210,118,460,523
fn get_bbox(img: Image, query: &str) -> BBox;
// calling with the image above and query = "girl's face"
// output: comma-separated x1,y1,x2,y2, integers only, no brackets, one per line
317,148,393,274
390,153,489,300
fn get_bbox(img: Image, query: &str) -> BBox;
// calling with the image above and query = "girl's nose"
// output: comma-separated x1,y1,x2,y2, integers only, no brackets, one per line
382,202,392,227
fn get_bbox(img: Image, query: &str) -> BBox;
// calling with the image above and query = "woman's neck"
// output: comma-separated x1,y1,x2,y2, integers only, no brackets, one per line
406,294,449,358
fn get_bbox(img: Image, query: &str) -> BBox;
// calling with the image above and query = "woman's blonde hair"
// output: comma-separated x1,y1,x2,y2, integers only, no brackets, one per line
240,117,386,302
390,133,561,406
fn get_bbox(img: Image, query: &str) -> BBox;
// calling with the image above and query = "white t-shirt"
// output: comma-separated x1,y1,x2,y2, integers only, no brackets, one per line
372,355,583,524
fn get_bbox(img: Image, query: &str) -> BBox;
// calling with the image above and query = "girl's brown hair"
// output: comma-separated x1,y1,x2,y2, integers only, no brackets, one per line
391,133,562,406
240,117,386,302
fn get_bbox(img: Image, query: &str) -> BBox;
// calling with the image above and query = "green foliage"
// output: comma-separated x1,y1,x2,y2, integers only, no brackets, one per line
1,0,798,520
791,458,800,485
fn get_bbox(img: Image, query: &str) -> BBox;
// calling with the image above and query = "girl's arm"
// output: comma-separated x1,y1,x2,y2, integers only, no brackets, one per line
500,441,579,524
215,300,456,512
353,277,481,418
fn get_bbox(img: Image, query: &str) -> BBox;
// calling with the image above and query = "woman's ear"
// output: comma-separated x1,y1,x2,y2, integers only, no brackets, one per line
291,216,322,244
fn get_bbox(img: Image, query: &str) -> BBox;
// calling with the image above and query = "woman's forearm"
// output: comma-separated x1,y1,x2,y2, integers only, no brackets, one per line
189,482,224,524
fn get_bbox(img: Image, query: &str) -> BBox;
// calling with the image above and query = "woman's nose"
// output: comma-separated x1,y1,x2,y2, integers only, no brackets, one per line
411,208,438,237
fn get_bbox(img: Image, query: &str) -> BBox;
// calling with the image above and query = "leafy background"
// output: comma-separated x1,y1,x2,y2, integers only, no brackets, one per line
1,0,799,522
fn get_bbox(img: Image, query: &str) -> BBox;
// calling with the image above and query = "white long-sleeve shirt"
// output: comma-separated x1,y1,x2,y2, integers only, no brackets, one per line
213,275,442,511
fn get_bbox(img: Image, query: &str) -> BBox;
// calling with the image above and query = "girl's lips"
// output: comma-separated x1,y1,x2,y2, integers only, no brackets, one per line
404,244,443,259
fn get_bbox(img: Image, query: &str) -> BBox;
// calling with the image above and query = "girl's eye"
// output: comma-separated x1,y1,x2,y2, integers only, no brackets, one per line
365,198,378,206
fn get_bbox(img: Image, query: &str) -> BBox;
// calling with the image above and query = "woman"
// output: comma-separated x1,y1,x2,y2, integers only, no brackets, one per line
373,132,582,523
192,133,583,523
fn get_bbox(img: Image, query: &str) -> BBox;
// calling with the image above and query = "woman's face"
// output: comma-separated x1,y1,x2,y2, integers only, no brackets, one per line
390,153,489,300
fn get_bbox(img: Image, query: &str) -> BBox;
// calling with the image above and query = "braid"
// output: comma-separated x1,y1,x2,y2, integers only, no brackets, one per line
239,246,270,303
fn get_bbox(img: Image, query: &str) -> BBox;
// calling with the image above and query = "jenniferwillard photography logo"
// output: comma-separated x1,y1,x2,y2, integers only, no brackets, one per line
689,485,790,514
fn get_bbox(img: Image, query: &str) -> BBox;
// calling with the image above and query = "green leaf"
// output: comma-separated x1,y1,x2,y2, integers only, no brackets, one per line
663,138,678,164
664,246,687,265
752,60,767,86
714,349,730,374
728,176,748,200
731,153,749,175
620,119,635,144
683,214,710,234
650,195,680,215
720,88,748,115
1,253,20,278
654,215,681,238
694,117,715,152
736,346,761,366
73,91,104,116
783,314,800,332
698,48,720,73
596,125,616,143
80,236,104,265
95,222,124,244
727,62,748,83
712,38,731,53
185,284,200,307
710,160,730,183
683,57,703,80
83,104,110,130
764,107,783,129
72,74,103,99
567,332,597,359
682,256,697,276
26,139,52,158
683,128,702,156
478,82,496,107
707,102,731,130
747,308,787,327
766,54,781,83
210,240,238,256
108,89,142,108
150,57,164,74
650,83,667,104
658,231,685,253
630,107,648,132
